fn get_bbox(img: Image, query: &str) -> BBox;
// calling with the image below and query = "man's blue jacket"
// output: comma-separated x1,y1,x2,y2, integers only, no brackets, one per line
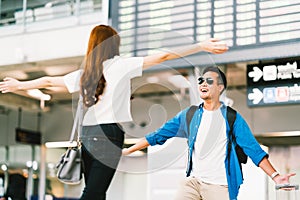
145,103,268,200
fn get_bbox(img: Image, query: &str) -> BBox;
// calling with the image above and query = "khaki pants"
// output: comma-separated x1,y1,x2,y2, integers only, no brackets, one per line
174,177,230,200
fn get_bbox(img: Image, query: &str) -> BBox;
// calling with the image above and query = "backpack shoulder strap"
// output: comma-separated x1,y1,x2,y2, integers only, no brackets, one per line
227,106,248,168
186,105,198,136
227,106,236,140
226,106,237,175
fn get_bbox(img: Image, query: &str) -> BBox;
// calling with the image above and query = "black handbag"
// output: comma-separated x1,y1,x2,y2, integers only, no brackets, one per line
56,97,84,184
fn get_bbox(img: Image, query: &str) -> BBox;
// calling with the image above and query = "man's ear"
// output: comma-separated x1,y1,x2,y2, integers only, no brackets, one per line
218,84,225,93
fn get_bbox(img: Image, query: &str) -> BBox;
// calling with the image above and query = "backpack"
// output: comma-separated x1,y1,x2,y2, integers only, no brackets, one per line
186,105,248,171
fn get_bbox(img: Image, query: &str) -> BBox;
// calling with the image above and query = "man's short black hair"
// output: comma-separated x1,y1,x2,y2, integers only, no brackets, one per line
202,66,227,89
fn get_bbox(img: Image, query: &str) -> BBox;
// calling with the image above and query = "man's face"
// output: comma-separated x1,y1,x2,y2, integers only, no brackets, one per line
198,71,224,100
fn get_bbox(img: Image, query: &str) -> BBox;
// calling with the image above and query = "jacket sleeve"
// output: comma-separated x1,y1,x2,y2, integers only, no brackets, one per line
233,112,268,166
145,108,188,146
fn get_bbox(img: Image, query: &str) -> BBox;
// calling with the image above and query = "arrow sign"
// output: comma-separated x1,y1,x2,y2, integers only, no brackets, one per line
248,66,263,82
248,88,263,104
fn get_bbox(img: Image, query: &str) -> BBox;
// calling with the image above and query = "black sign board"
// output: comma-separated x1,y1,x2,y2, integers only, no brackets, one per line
15,128,41,145
247,60,300,107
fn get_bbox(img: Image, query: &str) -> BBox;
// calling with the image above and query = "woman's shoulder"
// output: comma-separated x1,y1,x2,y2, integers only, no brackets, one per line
104,56,143,71
106,56,142,63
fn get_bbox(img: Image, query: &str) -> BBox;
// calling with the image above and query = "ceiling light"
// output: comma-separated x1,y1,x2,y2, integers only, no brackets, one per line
45,141,77,148
26,161,32,168
32,161,38,170
1,164,7,171
45,2,53,8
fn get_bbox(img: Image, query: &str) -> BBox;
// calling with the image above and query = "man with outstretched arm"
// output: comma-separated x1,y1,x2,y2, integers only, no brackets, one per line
123,66,295,200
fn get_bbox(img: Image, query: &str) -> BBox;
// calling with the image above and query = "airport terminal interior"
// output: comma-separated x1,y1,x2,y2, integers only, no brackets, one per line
0,0,300,199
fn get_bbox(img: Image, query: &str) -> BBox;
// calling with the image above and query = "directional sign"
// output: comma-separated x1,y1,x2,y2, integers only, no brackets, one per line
248,66,263,82
247,60,300,107
247,84,300,106
248,88,263,104
247,61,300,85
15,128,41,145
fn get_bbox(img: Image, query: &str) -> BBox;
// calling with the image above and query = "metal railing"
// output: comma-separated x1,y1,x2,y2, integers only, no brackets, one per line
0,0,102,27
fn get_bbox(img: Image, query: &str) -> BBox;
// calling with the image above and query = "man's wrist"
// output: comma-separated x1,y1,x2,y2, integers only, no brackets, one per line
271,171,280,179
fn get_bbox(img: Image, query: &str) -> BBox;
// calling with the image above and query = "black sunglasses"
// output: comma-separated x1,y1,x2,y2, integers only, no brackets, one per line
198,77,214,85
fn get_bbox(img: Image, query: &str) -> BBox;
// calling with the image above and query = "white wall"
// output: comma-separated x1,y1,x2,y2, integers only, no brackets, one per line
238,146,268,200
0,22,93,66
0,9,108,66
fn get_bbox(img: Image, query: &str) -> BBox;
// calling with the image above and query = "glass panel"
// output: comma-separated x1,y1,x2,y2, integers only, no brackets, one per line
197,34,211,43
118,0,195,56
260,4,300,17
260,13,300,25
214,0,233,8
214,15,233,24
214,31,233,39
237,0,255,4
260,22,300,34
9,145,31,163
237,28,255,37
117,0,300,54
237,36,255,45
237,20,255,29
214,23,233,32
197,27,211,35
0,147,5,162
237,4,255,12
214,7,233,16
236,12,256,21
198,2,211,9
260,29,300,42
260,0,295,9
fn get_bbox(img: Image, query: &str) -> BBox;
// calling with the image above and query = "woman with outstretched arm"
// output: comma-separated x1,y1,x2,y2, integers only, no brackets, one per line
0,24,228,200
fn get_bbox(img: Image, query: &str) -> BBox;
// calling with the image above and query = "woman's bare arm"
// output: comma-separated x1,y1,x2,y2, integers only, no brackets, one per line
142,38,228,70
0,76,66,93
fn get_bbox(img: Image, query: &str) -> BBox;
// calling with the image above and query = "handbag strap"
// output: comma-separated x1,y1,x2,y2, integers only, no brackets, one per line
69,96,83,142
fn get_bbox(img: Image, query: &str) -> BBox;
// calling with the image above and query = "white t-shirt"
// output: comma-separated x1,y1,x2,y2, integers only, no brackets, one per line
63,56,144,125
191,108,227,185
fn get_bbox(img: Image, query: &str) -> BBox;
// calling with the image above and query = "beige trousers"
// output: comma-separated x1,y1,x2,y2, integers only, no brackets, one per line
174,177,230,200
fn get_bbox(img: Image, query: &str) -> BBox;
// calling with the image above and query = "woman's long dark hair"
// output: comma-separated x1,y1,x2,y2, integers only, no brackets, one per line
80,25,120,107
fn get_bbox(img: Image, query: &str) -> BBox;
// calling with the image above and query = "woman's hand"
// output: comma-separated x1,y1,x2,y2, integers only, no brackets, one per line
200,38,228,54
0,77,21,93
